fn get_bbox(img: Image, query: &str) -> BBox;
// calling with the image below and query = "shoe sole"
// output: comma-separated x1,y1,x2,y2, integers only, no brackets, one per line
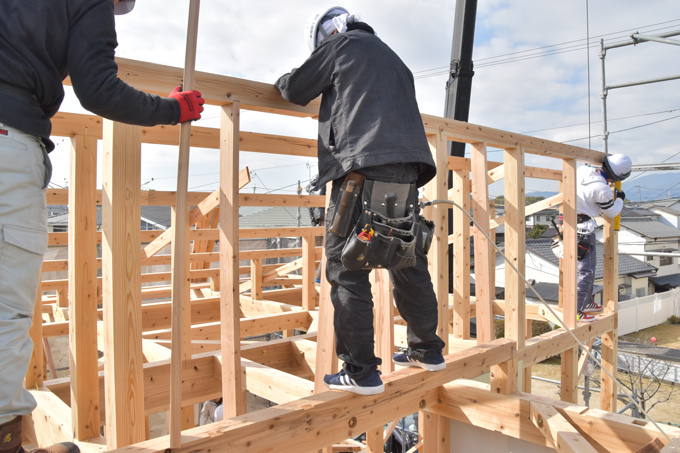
583,307,603,313
324,382,384,395
392,359,446,372
578,317,596,323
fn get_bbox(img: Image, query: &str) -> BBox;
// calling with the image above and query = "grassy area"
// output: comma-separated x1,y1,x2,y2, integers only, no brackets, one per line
622,320,680,349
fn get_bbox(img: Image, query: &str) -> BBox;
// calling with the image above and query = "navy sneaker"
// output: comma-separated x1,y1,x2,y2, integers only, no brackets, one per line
393,351,446,371
323,370,384,395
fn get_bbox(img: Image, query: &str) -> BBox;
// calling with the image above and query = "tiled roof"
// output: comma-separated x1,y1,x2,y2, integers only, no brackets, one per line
649,205,680,216
620,218,680,239
525,281,603,303
526,238,657,279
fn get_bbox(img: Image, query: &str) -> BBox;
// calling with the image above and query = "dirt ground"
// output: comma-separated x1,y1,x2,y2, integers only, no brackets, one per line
529,321,680,427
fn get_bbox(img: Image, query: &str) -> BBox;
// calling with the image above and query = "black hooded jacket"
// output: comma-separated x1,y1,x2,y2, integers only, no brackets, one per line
276,23,436,189
0,0,179,150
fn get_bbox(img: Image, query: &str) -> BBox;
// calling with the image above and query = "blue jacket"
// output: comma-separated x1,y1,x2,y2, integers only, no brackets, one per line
275,25,436,189
0,0,179,150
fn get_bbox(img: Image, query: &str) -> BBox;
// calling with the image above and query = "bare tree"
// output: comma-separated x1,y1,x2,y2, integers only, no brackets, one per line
592,337,677,419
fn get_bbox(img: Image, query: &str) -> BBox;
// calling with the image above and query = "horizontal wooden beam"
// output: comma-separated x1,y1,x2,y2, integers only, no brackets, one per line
107,339,515,453
431,380,680,452
424,115,603,163
64,57,319,117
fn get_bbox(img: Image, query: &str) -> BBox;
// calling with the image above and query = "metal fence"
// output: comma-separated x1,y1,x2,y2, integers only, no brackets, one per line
618,288,680,336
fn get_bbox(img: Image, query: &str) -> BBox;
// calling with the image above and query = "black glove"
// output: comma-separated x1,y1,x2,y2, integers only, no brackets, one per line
616,189,625,201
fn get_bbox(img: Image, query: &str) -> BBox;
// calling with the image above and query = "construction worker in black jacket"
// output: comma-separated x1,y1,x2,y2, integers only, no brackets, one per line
0,1,204,451
276,7,445,395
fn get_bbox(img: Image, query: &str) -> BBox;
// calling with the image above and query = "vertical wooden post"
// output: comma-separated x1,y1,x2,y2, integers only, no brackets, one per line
301,234,316,310
451,168,470,339
471,143,494,344
373,269,394,373
365,426,383,453
220,102,245,417
524,318,533,393
250,257,263,300
492,147,525,394
425,133,450,352
601,217,618,411
560,158,578,403
421,409,449,453
101,120,145,448
68,134,100,439
26,282,44,388
314,183,337,395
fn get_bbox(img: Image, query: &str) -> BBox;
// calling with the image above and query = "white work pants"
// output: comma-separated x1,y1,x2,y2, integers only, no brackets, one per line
0,123,50,424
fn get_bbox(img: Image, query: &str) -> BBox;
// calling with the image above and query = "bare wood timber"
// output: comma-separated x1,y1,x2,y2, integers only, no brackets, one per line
219,102,245,417
530,401,598,452
107,339,514,453
68,134,100,439
601,216,619,412
471,142,494,344
560,158,579,404
451,166,471,339
101,120,145,448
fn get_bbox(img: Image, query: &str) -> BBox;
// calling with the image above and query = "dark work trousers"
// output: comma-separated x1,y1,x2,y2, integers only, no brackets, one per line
324,163,445,380
576,232,597,313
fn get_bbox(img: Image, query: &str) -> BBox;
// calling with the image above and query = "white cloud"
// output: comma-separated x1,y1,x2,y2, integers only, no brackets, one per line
51,0,680,196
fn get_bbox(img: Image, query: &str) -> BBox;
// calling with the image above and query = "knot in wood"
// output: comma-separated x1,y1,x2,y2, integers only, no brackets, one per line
347,416,357,429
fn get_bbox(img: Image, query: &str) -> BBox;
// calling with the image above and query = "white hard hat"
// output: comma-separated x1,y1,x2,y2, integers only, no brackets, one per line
304,6,349,52
114,0,135,15
602,153,632,182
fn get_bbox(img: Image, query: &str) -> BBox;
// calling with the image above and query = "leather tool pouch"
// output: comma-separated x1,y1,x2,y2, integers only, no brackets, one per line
340,180,419,271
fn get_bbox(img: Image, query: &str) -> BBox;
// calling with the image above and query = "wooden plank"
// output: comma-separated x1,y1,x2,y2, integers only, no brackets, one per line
314,183,336,393
530,401,597,452
425,132,450,351
451,168,471,339
601,217,619,412
560,158,578,403
220,102,245,417
52,113,317,157
518,315,615,368
373,269,394,373
470,142,494,344
492,146,525,394
26,282,44,388
107,339,514,453
301,235,317,311
432,379,680,452
101,120,145,448
68,134,100,439
24,387,73,447
422,115,604,163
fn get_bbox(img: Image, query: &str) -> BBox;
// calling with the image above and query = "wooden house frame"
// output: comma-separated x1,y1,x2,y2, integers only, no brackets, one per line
22,57,680,453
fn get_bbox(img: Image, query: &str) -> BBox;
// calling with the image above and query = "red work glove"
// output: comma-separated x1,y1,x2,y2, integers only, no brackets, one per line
169,86,205,123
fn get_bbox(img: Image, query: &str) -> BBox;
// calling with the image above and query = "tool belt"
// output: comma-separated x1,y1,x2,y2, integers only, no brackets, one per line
577,214,591,223
335,178,433,271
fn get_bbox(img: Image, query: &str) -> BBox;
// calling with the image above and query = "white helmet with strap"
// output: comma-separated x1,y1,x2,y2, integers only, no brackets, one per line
114,0,135,15
304,6,349,52
602,153,632,182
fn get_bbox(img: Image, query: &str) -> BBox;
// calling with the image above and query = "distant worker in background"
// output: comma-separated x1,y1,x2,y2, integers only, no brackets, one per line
574,154,631,322
0,1,204,451
198,398,223,426
276,6,445,395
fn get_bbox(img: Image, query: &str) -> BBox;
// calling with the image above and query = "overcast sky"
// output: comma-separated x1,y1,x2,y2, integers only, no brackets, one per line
51,0,680,197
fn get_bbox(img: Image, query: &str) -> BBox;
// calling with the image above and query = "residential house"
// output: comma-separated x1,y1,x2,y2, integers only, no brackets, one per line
491,238,657,304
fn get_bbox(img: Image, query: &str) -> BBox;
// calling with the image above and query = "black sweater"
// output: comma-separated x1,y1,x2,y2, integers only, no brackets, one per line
0,0,179,150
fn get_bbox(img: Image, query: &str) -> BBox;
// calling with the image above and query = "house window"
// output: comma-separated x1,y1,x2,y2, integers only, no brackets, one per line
536,216,541,222
660,255,674,266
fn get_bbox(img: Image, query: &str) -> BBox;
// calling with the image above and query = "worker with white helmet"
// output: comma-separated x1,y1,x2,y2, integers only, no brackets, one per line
276,7,445,395
574,153,631,322
0,1,204,451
